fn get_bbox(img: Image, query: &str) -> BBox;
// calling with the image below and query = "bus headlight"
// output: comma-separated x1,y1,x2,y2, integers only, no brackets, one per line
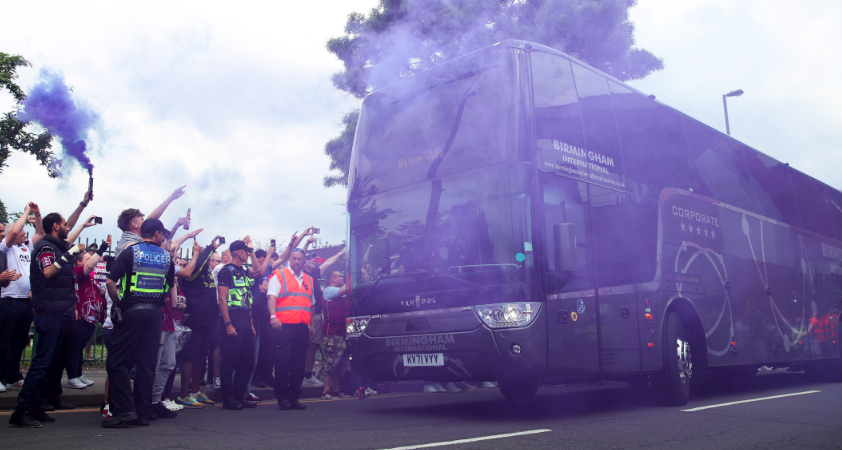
346,316,371,338
474,302,541,328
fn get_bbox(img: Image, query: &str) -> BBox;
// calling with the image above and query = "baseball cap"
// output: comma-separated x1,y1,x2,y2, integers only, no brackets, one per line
229,240,253,253
140,218,171,239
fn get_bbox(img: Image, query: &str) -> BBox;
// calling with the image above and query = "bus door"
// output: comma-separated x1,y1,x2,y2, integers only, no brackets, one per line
803,233,842,359
540,172,599,377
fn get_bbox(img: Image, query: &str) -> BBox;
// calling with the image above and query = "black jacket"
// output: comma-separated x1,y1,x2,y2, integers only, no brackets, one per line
30,235,76,314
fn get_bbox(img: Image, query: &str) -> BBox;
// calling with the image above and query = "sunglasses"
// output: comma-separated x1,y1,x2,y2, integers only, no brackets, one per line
291,248,304,253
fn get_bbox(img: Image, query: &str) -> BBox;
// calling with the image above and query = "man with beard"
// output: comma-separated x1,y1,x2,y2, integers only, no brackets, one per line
10,213,82,428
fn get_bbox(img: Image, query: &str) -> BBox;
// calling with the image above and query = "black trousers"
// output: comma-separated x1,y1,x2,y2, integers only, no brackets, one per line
219,311,254,402
272,323,308,403
105,308,162,419
0,297,35,384
46,316,76,405
253,308,274,382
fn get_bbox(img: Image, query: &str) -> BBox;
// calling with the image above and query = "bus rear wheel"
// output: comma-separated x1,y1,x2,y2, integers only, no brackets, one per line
498,378,539,405
654,312,693,406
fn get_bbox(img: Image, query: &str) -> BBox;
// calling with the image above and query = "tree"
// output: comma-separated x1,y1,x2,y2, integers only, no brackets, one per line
0,52,58,218
323,0,664,187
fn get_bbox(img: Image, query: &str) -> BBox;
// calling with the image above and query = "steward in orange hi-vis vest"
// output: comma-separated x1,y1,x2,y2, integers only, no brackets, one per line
271,267,314,325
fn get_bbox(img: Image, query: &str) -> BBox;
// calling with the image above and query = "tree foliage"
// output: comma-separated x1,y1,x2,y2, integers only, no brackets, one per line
323,0,664,187
0,53,58,178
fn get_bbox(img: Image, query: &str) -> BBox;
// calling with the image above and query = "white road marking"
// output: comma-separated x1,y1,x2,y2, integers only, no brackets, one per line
378,429,552,450
681,390,821,412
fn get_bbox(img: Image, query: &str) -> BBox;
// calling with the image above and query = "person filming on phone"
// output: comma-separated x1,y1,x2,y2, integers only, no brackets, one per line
10,212,82,428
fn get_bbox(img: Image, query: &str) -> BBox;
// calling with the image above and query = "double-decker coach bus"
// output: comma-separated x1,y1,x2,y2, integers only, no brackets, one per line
344,40,842,406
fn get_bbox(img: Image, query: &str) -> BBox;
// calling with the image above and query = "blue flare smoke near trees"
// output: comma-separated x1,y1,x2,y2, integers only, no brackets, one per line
323,0,664,188
17,68,99,177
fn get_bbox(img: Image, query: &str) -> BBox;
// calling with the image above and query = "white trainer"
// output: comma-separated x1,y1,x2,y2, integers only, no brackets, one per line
79,375,95,386
482,382,497,389
301,375,325,387
445,382,462,393
423,384,439,393
66,377,87,389
0,382,6,393
432,382,446,392
162,400,183,411
365,386,378,396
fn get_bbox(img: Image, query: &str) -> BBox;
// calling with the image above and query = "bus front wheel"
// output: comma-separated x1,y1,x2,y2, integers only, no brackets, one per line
653,312,693,406
498,378,539,405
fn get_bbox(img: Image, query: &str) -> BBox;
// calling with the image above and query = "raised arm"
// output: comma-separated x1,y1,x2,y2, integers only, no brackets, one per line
28,202,46,246
319,247,346,275
44,243,85,279
176,239,203,278
66,190,93,230
184,236,221,281
66,215,98,246
170,228,203,253
5,202,33,247
271,228,311,271
148,185,186,221
168,217,189,240
83,251,101,276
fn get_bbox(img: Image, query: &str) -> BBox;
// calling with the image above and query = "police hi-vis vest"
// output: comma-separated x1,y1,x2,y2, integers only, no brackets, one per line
120,242,171,304
272,267,313,325
222,264,253,311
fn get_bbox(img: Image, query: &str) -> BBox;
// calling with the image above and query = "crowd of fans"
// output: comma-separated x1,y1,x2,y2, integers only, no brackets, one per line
0,186,357,428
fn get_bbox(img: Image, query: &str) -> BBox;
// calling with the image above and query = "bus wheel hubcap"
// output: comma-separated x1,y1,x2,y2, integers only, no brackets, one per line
677,338,692,382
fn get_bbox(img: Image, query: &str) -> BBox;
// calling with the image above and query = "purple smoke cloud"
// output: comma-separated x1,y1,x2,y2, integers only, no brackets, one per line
17,69,99,177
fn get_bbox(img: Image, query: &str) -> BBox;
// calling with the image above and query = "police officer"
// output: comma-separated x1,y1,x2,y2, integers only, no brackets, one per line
217,240,258,410
103,219,176,427
267,248,313,410
9,212,78,428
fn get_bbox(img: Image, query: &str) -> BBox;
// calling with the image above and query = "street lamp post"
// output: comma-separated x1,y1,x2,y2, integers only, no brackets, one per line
722,89,744,136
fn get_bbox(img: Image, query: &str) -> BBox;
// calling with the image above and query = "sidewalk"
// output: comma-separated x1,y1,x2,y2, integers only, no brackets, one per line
0,369,425,410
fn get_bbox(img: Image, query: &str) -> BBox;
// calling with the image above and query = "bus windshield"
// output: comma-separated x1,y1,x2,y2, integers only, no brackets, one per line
348,164,532,316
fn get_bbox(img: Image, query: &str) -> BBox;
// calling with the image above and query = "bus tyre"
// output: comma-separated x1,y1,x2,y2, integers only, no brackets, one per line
498,378,539,406
654,312,692,406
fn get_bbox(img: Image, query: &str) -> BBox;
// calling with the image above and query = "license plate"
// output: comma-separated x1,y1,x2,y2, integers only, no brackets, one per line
402,353,444,367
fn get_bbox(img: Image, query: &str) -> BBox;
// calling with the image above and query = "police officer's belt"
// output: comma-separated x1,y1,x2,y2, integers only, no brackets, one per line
122,302,162,312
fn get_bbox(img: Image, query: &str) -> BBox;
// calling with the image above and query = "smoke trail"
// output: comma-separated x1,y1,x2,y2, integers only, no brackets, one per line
17,68,99,177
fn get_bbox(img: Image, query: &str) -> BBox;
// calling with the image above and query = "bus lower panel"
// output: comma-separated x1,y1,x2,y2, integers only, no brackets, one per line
349,320,546,382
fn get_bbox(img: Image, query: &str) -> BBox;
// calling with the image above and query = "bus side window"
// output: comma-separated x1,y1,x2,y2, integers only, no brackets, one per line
541,172,593,292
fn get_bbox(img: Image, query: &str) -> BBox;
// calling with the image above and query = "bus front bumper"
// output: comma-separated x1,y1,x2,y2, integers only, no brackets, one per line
347,317,546,382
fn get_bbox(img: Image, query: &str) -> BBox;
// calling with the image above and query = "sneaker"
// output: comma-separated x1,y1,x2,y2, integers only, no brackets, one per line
8,379,24,389
301,375,324,388
423,384,439,393
79,375,95,386
152,402,178,419
321,391,334,399
213,377,221,390
193,391,215,405
9,412,42,428
0,382,5,392
432,382,446,392
176,396,204,408
101,412,138,428
101,404,112,418
482,382,496,389
445,382,462,393
66,378,87,389
31,410,55,423
365,387,378,396
462,382,477,390
331,391,350,398
162,400,183,411
244,393,260,402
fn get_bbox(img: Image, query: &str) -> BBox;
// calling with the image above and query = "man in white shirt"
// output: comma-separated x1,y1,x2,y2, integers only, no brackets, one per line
0,203,45,391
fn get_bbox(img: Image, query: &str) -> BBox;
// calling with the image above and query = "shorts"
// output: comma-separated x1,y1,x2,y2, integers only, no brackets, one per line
180,325,212,361
321,335,349,377
309,314,324,345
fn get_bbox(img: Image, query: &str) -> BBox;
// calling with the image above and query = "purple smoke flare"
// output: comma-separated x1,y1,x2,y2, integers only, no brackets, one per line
17,69,99,177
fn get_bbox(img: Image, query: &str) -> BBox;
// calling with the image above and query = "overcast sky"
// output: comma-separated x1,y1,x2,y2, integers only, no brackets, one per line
1,0,840,252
